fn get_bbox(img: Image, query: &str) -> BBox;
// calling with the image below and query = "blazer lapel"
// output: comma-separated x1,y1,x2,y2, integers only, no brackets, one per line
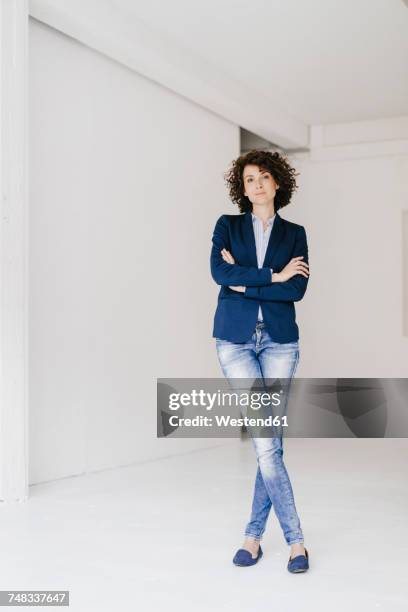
263,212,285,268
242,211,258,267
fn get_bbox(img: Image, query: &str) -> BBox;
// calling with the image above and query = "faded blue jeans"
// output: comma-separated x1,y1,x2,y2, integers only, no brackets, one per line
215,321,304,546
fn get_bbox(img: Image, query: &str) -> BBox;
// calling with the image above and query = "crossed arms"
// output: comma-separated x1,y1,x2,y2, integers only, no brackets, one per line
210,215,309,303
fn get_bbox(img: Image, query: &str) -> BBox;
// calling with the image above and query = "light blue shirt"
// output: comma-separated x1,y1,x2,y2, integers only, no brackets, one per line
251,212,275,322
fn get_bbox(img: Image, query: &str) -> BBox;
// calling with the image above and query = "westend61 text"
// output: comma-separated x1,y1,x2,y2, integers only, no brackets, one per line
167,415,288,427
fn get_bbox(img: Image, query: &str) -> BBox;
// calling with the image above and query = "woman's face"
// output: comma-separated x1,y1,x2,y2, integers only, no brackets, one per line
242,164,279,206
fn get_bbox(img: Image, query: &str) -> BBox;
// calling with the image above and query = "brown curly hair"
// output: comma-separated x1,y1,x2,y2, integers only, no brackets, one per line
224,149,299,214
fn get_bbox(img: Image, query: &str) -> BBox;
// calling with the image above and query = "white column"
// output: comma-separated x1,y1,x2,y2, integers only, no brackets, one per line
0,0,29,502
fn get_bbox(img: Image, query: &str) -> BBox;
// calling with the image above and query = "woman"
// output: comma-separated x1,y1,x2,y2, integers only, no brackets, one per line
210,149,310,572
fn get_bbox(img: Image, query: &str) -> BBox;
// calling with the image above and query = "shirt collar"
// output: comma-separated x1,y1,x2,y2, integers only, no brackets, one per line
251,212,276,226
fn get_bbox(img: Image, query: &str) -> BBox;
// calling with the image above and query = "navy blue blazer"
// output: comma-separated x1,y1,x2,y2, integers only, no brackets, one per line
210,211,309,343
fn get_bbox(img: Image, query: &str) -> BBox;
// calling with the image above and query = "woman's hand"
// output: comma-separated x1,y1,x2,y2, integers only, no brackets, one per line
274,256,309,282
221,249,245,292
221,248,235,264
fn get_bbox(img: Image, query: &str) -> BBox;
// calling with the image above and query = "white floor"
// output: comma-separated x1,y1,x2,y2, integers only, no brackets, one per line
0,438,407,612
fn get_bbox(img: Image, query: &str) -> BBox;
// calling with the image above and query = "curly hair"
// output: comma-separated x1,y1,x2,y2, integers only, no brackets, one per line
224,149,299,214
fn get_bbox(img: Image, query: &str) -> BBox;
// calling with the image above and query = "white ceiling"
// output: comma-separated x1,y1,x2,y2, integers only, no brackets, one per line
109,0,408,125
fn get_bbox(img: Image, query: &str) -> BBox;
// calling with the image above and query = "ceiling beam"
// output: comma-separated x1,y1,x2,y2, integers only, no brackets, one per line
29,0,309,150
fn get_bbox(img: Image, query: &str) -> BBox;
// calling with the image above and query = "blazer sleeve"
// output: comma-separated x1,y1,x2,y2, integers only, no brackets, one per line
244,225,309,302
210,215,273,287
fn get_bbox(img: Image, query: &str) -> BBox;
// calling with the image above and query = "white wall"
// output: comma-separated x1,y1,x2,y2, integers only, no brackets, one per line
285,148,408,378
29,19,239,485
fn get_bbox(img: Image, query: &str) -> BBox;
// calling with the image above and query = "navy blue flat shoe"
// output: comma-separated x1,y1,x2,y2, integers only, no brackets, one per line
233,545,263,566
287,548,309,573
